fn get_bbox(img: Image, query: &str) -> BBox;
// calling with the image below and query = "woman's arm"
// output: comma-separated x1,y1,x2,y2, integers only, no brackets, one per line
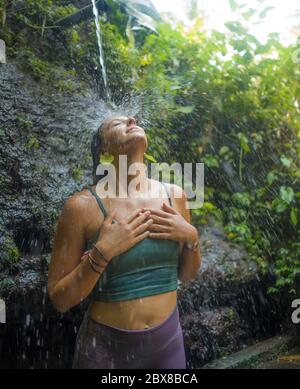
175,186,202,283
47,196,110,313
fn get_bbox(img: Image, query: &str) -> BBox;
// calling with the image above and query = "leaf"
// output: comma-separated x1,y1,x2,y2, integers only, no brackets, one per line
219,146,230,156
202,155,219,168
224,21,248,35
229,0,238,11
259,6,275,19
272,199,288,213
242,8,256,21
267,287,279,294
237,133,250,153
280,155,292,168
280,186,294,204
213,96,223,111
119,0,162,32
176,105,195,114
267,171,276,185
144,153,157,163
290,208,298,226
99,153,114,164
125,16,135,47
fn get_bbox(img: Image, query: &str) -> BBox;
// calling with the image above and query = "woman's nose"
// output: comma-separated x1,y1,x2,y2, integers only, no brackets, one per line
127,117,136,126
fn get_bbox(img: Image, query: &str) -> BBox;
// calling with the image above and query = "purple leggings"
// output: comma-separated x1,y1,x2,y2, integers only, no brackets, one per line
72,302,186,369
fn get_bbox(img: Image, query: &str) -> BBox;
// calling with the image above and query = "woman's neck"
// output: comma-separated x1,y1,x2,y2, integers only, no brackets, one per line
111,150,149,197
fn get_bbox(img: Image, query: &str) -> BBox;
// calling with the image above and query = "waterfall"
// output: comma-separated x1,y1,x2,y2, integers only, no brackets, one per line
91,0,110,101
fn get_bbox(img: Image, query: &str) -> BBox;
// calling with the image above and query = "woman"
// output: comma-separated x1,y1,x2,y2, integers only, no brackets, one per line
47,115,202,369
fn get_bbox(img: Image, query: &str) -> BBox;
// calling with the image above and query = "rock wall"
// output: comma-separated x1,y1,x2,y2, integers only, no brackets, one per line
0,62,107,265
0,61,106,367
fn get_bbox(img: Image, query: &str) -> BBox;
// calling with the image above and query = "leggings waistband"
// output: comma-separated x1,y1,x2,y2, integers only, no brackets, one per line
83,303,179,345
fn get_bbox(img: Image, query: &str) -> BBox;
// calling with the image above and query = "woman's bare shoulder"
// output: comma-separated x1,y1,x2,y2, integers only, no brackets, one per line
60,187,94,222
148,179,186,210
150,180,185,200
147,178,182,192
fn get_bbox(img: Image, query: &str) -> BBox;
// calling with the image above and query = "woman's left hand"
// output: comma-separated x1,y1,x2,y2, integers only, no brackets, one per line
143,202,198,244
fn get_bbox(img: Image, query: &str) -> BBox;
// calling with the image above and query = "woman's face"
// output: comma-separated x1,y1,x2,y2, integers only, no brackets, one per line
100,116,148,155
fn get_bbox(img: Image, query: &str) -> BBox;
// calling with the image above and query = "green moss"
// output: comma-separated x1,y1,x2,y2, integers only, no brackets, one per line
14,48,86,93
0,278,15,291
7,246,20,264
27,135,40,149
16,115,33,129
0,233,21,272
71,167,83,181
227,307,235,321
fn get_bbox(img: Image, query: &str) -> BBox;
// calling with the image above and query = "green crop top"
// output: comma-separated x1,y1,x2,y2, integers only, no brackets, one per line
85,182,181,302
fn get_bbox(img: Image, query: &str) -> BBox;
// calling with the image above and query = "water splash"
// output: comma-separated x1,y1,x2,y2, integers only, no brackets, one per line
91,0,110,102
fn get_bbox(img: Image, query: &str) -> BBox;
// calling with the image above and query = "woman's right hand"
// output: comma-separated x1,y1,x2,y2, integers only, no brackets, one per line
92,209,153,262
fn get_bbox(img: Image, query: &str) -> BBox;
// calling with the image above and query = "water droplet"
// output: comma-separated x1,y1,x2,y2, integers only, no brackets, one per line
26,314,30,327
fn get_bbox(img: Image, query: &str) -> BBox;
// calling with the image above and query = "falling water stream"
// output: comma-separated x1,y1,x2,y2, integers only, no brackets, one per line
91,0,110,102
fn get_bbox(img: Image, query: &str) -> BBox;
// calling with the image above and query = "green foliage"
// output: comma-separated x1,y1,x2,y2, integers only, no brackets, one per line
0,1,87,92
131,12,299,294
192,200,223,226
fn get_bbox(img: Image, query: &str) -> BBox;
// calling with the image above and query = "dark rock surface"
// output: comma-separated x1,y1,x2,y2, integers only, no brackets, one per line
0,62,107,265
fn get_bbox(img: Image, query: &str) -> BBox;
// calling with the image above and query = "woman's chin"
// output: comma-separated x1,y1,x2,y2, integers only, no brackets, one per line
126,133,148,147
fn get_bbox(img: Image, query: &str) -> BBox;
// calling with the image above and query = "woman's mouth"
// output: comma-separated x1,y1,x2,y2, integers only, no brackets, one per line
127,126,142,133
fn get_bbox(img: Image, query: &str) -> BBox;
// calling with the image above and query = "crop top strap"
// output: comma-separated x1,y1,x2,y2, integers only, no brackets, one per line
87,186,109,218
161,181,173,207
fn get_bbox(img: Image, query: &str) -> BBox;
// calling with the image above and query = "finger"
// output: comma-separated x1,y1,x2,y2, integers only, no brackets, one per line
148,232,171,239
149,223,170,233
133,218,153,236
105,210,116,224
133,229,150,244
149,214,171,225
130,210,151,230
162,202,178,214
144,208,171,218
124,208,142,224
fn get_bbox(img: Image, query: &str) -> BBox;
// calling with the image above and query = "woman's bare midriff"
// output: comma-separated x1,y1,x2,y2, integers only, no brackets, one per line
89,290,177,330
